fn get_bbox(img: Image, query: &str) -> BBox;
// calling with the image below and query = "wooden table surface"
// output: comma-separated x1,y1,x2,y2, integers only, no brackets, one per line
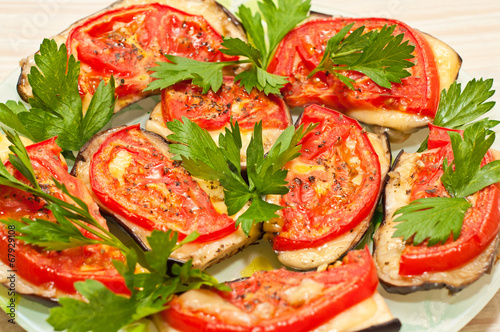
0,1,499,331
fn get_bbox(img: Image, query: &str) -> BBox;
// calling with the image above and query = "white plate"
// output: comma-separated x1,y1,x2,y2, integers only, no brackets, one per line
1,1,500,331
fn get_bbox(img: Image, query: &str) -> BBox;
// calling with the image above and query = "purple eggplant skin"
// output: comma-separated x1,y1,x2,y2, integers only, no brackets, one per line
72,125,263,270
17,0,247,111
71,126,171,251
358,319,402,332
373,149,500,295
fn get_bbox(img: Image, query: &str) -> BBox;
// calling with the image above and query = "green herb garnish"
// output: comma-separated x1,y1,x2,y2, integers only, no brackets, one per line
167,118,316,235
393,119,500,246
434,78,497,129
146,0,310,94
48,230,225,332
418,78,497,151
0,131,226,332
309,23,415,89
0,39,115,155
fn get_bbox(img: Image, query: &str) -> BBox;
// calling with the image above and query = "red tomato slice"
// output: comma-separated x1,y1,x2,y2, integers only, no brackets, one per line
272,105,381,251
398,124,500,275
162,77,290,131
163,247,378,332
89,124,236,243
268,18,440,118
67,4,238,100
0,138,128,295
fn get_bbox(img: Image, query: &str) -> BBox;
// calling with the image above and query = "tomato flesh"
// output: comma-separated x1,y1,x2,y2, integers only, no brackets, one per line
67,4,238,100
89,125,236,243
163,247,378,332
273,105,381,251
268,18,440,118
398,124,500,275
162,77,290,131
0,138,128,295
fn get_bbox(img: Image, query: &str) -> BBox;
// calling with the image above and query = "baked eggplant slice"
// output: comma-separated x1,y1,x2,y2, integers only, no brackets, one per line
153,248,400,332
72,125,261,270
18,0,246,113
373,125,500,294
145,77,292,166
264,104,391,270
0,137,128,300
267,16,461,140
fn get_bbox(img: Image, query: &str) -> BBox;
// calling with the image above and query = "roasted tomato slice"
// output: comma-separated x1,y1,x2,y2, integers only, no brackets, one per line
271,105,381,251
268,17,440,119
67,4,238,103
162,77,290,131
89,124,236,243
0,138,127,296
398,124,500,275
162,247,378,332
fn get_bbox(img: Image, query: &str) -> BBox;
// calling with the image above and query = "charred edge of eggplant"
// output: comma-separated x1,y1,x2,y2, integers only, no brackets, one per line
16,71,30,103
100,209,151,251
372,149,404,254
455,53,464,81
293,110,304,128
309,11,334,19
142,127,173,146
71,141,93,177
378,132,392,219
381,149,404,225
215,1,244,30
71,125,130,175
383,132,392,166
166,257,188,278
379,278,471,295
376,152,500,295
1,283,62,305
380,235,500,295
358,318,402,332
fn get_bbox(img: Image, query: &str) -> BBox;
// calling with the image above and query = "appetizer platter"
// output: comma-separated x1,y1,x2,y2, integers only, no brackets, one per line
0,0,499,331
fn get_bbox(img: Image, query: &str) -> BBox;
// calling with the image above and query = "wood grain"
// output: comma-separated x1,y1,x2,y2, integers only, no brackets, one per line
0,1,499,331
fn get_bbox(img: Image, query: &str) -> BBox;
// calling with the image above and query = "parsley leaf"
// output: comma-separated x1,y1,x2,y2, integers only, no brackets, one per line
310,24,415,89
48,230,228,332
48,279,138,332
0,101,37,141
3,215,99,252
234,66,289,95
393,120,500,246
393,197,471,246
146,55,234,93
418,78,497,152
434,78,496,128
167,118,315,235
0,39,115,154
442,120,500,197
146,0,310,95
0,133,226,332
240,0,311,69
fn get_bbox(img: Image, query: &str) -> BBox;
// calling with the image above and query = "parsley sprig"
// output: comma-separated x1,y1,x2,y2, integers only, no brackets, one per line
441,121,500,198
393,120,500,246
418,78,498,151
0,39,115,156
0,129,129,253
146,0,311,94
48,230,226,332
167,118,316,234
309,23,415,89
434,78,497,129
0,131,227,332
